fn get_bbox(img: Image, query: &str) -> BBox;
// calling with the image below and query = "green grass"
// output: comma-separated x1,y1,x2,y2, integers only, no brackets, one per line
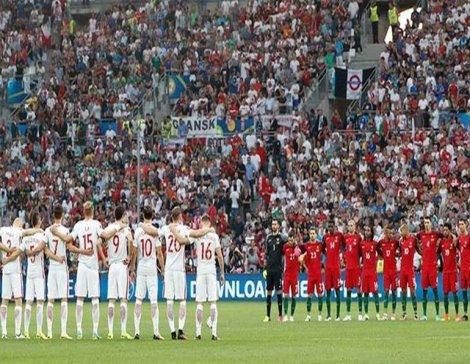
1,301,470,363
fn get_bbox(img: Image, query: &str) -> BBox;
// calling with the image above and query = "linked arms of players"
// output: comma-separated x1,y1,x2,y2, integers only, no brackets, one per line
168,224,216,245
1,246,22,265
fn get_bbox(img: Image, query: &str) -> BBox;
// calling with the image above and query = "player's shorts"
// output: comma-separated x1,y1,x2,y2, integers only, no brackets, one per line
47,269,69,300
383,271,398,291
136,273,158,302
25,276,45,301
75,263,100,298
460,269,470,290
421,268,438,289
443,272,458,295
307,274,324,296
164,270,186,300
1,273,23,300
324,269,340,291
400,271,416,291
361,273,378,294
266,270,282,292
108,262,129,300
283,275,298,296
345,268,361,290
195,273,219,302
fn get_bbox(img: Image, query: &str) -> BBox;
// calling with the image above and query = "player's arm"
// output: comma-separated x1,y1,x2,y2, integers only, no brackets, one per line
0,243,16,254
96,239,109,267
216,246,225,284
156,246,165,279
415,236,423,255
141,223,159,237
168,225,191,245
100,223,125,240
1,248,22,265
44,245,66,264
51,226,74,243
66,241,93,256
188,227,215,238
126,230,135,266
22,228,44,237
25,241,46,257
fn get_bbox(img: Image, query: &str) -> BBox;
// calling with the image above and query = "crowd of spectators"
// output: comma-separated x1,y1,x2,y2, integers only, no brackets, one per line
0,0,469,274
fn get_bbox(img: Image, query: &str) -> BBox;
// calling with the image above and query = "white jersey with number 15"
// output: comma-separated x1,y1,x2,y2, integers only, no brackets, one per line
71,219,103,270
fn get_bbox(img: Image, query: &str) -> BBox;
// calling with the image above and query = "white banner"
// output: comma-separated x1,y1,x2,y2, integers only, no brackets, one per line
347,69,363,100
171,116,217,137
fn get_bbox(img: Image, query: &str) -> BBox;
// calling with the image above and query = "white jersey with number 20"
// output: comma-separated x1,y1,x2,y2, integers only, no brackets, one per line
159,224,189,273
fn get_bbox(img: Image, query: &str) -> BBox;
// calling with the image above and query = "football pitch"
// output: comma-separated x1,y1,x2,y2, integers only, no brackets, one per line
1,302,469,363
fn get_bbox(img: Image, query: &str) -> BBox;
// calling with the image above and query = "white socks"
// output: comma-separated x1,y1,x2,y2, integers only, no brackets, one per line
178,301,187,331
151,302,159,336
47,303,54,337
134,300,142,335
92,299,99,334
120,303,127,334
196,304,203,336
0,304,7,336
15,305,22,336
61,302,68,335
36,304,44,335
210,304,218,337
107,302,115,334
24,304,32,334
76,301,83,333
167,300,175,333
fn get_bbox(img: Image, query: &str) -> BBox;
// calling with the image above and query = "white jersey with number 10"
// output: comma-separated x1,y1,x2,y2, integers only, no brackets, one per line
71,219,103,270
192,232,221,275
105,224,130,264
134,226,161,276
159,224,189,273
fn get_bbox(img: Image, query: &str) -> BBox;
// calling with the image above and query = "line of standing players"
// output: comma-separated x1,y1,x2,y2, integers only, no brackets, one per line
263,218,470,322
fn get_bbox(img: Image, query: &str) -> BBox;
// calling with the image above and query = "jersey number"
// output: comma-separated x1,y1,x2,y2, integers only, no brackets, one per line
52,239,59,255
200,242,212,261
29,245,36,263
311,252,316,259
112,235,120,254
386,250,391,257
330,242,335,249
82,233,93,251
140,238,153,257
6,239,12,257
167,234,181,253
404,248,409,255
365,252,371,260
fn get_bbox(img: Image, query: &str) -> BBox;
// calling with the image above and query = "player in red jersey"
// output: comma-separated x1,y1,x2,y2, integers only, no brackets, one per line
301,227,324,322
379,227,399,320
458,219,470,321
342,220,363,321
360,225,381,321
282,231,302,322
417,218,442,321
398,225,419,320
440,224,459,321
323,222,344,321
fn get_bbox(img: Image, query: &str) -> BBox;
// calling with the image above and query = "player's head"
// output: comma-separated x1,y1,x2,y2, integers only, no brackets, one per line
399,224,409,238
201,214,211,228
271,219,280,233
443,223,452,237
363,224,373,239
423,217,432,232
288,230,295,245
13,217,24,228
171,206,182,223
347,220,356,234
30,210,42,228
143,206,153,222
327,221,335,234
53,204,63,221
458,219,467,234
83,201,94,218
384,227,393,239
309,226,316,241
114,205,125,221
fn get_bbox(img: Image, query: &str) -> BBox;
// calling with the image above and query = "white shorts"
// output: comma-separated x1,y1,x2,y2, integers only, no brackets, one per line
164,271,186,300
25,276,45,302
75,264,99,298
195,274,219,302
108,262,129,300
136,273,158,302
1,273,23,300
47,269,69,300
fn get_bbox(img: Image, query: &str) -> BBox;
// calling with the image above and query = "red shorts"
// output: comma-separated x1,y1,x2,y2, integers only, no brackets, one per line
400,271,416,291
283,275,298,296
383,271,398,291
307,274,324,296
345,268,361,290
421,268,438,289
443,272,458,295
460,269,470,289
324,269,340,291
361,273,378,294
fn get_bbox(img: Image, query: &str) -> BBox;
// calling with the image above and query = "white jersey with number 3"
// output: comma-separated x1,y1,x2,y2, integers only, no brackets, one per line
134,226,161,276
193,232,220,275
45,225,69,271
71,219,103,270
0,227,22,274
159,224,189,273
105,224,130,264
21,232,47,279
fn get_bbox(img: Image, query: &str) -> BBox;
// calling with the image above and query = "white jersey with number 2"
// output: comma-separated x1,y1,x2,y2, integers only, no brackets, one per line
159,224,189,273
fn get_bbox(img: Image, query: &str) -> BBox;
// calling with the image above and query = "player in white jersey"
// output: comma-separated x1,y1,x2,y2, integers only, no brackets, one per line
1,218,43,339
104,205,135,340
132,206,166,340
51,201,123,340
142,206,213,340
45,204,93,339
170,215,225,340
21,211,65,340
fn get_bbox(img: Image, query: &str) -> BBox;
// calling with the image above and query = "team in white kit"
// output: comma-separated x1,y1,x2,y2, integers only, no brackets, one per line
0,202,224,341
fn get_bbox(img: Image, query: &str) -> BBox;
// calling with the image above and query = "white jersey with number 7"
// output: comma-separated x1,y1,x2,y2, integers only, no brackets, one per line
159,224,189,273
192,232,221,275
45,225,69,271
71,219,103,270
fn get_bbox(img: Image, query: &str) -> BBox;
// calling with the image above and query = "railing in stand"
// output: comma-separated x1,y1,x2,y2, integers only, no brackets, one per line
346,67,377,115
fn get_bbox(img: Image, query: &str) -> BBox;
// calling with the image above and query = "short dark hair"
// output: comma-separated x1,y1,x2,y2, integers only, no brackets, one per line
143,206,153,220
53,204,63,220
272,218,281,225
443,223,452,230
171,207,182,223
115,205,125,220
30,210,41,227
288,230,295,238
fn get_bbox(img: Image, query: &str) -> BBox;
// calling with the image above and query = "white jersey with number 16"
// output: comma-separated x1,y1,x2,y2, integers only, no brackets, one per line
159,224,189,273
193,232,221,275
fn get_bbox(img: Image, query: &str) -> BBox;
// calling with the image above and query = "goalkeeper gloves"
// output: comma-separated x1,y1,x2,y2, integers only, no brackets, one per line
262,269,267,279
